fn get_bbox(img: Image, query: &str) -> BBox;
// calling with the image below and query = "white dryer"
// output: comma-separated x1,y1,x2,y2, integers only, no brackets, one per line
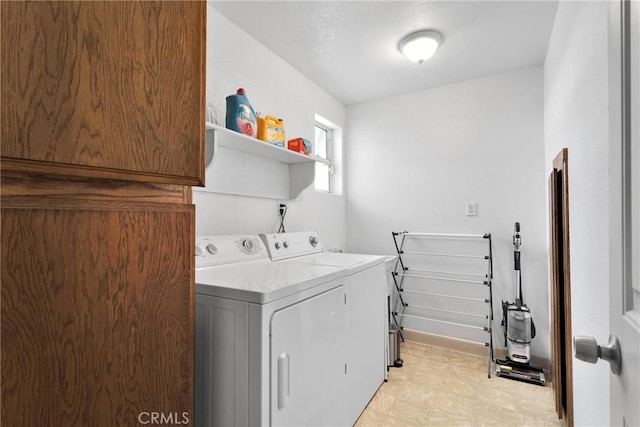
194,235,348,427
259,231,387,426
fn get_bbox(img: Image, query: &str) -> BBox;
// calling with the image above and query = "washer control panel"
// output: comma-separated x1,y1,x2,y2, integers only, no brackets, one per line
259,231,323,261
195,235,267,267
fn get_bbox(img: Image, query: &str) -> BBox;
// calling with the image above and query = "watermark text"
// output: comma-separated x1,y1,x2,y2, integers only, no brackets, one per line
138,412,189,425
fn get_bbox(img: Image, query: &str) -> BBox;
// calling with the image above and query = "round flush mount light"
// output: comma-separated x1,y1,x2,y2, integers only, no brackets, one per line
399,30,442,64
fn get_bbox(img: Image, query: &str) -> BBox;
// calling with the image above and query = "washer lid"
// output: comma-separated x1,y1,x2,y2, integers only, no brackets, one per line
281,252,386,275
196,259,346,304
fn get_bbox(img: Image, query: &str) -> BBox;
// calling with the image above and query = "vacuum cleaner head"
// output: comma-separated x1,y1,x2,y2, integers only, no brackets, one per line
496,358,546,386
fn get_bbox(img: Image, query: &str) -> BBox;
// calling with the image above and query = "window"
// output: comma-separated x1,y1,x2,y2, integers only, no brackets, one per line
313,114,342,195
314,123,332,192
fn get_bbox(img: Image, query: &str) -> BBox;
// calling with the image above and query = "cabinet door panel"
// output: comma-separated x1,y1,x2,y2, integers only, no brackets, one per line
1,1,205,185
1,205,194,426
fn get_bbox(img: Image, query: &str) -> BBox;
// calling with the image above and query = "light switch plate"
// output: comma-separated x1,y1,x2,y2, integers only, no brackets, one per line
466,202,477,216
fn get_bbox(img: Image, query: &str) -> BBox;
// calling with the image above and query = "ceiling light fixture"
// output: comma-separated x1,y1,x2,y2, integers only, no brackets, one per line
399,30,442,64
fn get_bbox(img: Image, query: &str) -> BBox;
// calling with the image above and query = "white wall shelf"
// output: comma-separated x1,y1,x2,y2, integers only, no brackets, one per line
196,122,324,200
205,122,329,165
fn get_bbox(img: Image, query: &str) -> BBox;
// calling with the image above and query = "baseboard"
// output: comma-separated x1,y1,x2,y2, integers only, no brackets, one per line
401,329,551,372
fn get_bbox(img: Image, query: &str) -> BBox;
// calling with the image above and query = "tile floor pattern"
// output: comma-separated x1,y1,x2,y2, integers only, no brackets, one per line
355,341,561,427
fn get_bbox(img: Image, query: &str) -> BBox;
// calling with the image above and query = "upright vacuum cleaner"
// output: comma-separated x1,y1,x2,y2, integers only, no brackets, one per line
496,222,546,386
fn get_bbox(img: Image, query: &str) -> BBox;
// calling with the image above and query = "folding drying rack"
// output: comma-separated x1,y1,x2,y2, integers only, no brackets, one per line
391,231,495,377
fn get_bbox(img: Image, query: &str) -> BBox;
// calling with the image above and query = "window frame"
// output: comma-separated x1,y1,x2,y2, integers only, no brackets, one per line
314,122,333,193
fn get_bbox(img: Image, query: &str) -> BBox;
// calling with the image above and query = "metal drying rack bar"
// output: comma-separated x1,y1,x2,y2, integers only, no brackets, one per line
390,230,495,378
398,251,488,259
396,232,490,239
394,272,488,285
406,267,487,278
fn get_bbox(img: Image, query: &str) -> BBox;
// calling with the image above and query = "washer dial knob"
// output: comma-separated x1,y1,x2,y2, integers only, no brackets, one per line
283,241,289,249
309,236,319,247
242,239,255,252
275,242,281,250
195,245,204,256
206,244,218,255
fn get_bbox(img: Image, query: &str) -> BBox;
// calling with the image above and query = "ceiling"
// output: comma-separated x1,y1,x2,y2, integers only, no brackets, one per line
209,1,559,105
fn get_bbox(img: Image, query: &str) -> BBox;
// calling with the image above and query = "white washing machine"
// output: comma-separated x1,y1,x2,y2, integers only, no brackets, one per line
259,232,387,426
194,235,348,427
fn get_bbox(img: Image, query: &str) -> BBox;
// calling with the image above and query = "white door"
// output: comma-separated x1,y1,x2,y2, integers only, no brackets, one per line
609,0,640,425
270,285,346,427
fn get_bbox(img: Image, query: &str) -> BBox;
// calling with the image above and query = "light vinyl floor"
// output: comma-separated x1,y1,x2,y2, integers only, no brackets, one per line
355,341,561,427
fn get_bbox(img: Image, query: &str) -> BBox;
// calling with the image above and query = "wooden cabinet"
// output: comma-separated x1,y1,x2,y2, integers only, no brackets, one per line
1,1,204,425
1,198,194,425
1,1,206,186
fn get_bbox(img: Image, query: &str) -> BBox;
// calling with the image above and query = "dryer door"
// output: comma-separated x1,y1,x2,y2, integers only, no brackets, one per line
270,284,346,427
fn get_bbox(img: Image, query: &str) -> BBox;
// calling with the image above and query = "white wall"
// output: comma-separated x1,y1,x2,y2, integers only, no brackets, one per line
196,6,346,250
544,2,610,425
345,67,549,359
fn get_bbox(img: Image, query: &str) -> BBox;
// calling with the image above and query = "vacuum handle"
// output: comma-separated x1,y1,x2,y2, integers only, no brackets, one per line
513,221,523,304
513,222,521,251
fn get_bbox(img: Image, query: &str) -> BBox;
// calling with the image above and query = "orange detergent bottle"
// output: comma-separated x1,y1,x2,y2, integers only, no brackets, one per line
257,115,285,147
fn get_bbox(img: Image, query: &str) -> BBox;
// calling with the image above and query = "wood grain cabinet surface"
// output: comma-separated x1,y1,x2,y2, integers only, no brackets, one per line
1,1,206,186
1,1,204,425
1,205,195,425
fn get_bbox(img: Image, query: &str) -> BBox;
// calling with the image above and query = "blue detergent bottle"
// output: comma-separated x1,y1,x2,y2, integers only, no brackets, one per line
226,88,258,137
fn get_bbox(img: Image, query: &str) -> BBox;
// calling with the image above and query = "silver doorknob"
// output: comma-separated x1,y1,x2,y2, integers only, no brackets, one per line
573,335,622,375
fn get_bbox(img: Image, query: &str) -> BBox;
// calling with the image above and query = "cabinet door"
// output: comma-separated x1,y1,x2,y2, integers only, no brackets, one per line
1,1,205,186
1,203,194,426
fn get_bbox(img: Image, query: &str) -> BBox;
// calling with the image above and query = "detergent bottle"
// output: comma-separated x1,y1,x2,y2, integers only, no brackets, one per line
225,88,258,137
